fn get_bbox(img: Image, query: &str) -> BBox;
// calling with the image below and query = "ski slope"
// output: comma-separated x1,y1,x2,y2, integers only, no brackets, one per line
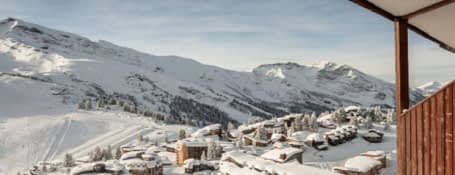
0,110,189,175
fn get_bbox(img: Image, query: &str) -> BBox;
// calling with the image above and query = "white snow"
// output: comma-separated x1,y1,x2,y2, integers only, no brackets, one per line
417,81,445,96
344,156,381,173
260,147,302,163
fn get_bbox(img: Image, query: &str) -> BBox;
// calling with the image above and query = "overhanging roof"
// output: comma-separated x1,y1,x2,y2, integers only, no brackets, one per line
351,0,455,53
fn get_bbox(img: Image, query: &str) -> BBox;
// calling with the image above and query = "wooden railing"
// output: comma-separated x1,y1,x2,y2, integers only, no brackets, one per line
397,80,454,175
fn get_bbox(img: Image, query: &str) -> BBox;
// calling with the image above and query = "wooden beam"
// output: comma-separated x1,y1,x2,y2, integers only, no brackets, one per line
349,0,455,54
395,18,409,175
394,19,409,116
349,0,394,20
402,0,455,20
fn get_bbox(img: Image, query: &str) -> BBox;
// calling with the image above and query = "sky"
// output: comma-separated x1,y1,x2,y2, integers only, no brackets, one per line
0,0,453,86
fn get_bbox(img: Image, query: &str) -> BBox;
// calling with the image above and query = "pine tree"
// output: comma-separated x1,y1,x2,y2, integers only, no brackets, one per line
206,140,216,160
137,134,143,143
115,147,122,160
63,153,74,167
237,133,244,148
287,123,295,137
255,125,267,140
178,129,186,140
302,114,310,130
294,115,303,131
200,151,207,160
78,100,86,110
93,146,102,161
227,122,235,131
104,145,113,160
215,143,223,158
365,116,373,129
383,121,390,131
350,116,359,128
86,99,92,110
310,112,318,132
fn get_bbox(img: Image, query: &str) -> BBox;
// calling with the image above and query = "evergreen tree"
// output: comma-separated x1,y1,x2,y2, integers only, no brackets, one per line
350,115,359,128
365,116,373,129
86,99,92,110
227,122,235,131
78,100,86,110
93,146,102,161
206,139,216,160
200,151,207,160
215,143,223,158
178,129,186,140
287,123,295,137
115,147,122,160
302,114,310,130
310,113,318,132
137,134,143,143
63,153,75,167
104,145,113,160
383,121,390,131
294,115,303,131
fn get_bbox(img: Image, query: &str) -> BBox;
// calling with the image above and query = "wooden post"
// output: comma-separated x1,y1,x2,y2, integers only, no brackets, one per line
395,18,409,175
394,18,409,115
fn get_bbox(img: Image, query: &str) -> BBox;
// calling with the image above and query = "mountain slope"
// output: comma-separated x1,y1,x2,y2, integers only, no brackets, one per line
0,17,424,124
417,81,446,97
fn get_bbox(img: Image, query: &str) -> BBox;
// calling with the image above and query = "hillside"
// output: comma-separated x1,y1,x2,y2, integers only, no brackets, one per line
0,17,424,125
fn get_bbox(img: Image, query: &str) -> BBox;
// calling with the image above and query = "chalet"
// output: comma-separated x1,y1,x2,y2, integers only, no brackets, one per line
70,161,124,175
191,124,222,138
360,151,387,169
117,151,163,175
361,129,384,143
183,159,218,173
270,133,287,143
123,159,163,175
175,138,208,165
242,135,268,147
333,156,384,175
220,150,338,175
260,147,303,164
324,126,357,146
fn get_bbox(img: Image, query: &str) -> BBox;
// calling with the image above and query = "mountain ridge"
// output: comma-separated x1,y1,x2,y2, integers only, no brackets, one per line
0,17,424,125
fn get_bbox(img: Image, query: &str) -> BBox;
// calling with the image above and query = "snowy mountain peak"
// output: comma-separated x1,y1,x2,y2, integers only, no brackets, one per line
0,18,425,128
312,60,338,70
417,81,444,96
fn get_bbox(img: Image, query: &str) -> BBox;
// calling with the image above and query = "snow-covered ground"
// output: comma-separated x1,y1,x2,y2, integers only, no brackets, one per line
0,110,191,174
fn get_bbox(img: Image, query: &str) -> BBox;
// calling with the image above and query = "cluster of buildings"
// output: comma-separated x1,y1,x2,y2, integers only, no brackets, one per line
29,106,390,175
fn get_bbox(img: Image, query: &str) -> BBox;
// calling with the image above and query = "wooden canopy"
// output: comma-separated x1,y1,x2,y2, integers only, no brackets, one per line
350,1,455,175
351,0,455,53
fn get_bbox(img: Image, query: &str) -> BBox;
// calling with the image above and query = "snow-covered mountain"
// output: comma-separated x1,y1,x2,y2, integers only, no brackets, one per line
0,17,424,125
417,81,444,97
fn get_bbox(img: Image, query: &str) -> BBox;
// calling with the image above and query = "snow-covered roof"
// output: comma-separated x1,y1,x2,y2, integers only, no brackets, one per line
361,150,385,157
70,163,93,175
222,151,339,175
260,147,303,163
191,124,221,138
344,156,381,173
306,133,324,142
120,151,143,161
289,131,311,141
145,145,163,154
122,158,159,170
344,106,360,112
220,161,263,175
104,160,125,171
178,138,210,147
271,133,286,142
